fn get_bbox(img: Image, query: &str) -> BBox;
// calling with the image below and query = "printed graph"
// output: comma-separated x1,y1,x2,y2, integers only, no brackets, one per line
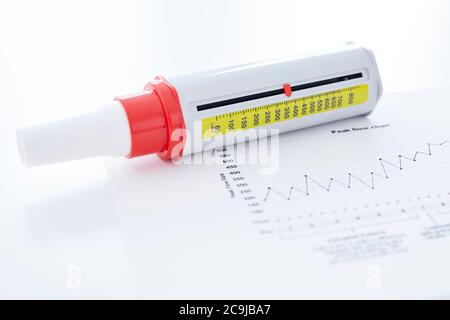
263,140,448,201
219,123,450,239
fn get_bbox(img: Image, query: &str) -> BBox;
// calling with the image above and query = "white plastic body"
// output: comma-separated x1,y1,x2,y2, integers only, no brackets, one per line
169,44,382,155
17,44,382,166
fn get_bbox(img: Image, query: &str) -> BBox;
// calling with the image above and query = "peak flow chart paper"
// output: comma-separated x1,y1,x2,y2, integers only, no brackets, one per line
106,87,450,299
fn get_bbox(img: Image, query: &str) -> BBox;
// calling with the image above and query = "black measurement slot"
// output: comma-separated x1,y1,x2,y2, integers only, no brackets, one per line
196,72,363,112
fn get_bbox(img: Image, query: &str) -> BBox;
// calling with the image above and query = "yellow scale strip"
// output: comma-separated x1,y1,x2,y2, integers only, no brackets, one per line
202,84,369,139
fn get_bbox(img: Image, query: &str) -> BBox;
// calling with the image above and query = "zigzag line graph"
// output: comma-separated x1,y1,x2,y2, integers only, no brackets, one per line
263,140,448,201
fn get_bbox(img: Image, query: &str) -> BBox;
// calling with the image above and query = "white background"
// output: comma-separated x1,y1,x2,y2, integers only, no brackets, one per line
0,0,449,298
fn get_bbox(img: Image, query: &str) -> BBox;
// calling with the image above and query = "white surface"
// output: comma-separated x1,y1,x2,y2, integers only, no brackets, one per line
17,101,131,167
1,0,450,299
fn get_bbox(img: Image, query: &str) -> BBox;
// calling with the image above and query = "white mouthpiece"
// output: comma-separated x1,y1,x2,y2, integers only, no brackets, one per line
17,101,131,167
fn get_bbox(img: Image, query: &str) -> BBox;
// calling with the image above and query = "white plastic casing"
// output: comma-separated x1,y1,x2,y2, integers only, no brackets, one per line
169,44,382,155
17,44,382,166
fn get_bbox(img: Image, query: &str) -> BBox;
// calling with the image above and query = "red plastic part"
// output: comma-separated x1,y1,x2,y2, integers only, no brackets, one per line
283,83,292,97
115,77,186,160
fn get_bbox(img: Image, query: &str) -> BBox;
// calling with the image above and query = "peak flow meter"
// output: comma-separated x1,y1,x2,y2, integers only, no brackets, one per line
17,44,382,167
